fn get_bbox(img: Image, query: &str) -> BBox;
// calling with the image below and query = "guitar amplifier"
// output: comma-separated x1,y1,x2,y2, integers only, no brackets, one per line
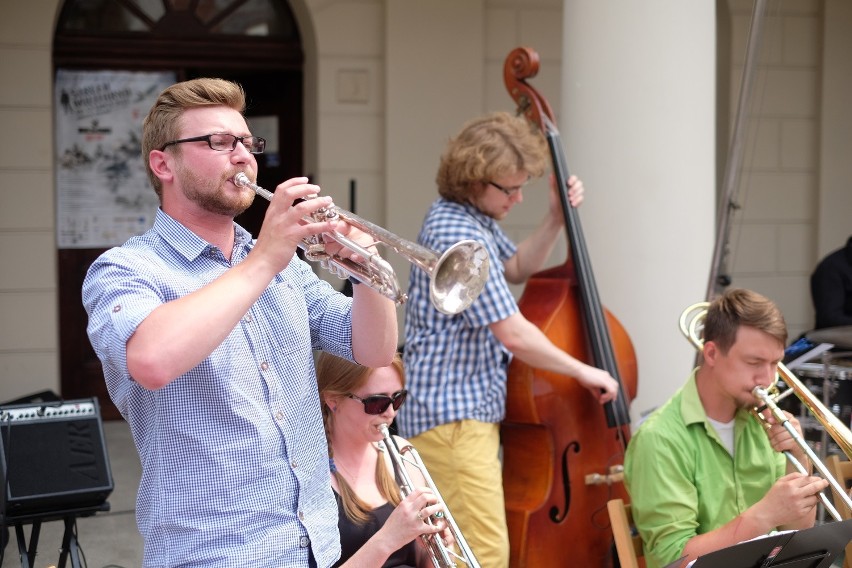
0,397,113,521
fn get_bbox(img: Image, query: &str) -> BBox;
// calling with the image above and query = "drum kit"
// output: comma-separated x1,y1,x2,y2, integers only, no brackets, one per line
785,326,852,458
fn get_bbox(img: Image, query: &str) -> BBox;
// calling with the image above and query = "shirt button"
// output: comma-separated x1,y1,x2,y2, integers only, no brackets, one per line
276,411,284,420
112,304,122,313
299,536,310,547
243,313,253,323
260,361,269,371
291,460,298,469
299,511,306,522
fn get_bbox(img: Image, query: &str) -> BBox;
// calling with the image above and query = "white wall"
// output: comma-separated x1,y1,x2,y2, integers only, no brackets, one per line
725,0,829,340
0,0,60,400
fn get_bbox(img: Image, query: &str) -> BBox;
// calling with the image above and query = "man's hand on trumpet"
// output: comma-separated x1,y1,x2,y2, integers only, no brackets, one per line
251,175,334,270
319,220,381,266
251,175,381,269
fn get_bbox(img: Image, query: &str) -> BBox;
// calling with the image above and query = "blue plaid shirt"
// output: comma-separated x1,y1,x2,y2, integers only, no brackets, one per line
398,199,518,438
83,209,351,568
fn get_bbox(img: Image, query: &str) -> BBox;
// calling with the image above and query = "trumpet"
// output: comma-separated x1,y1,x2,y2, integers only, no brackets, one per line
234,173,489,315
679,302,852,521
378,423,480,568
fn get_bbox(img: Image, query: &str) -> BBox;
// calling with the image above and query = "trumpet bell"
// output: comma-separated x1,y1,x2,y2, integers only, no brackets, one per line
430,240,490,316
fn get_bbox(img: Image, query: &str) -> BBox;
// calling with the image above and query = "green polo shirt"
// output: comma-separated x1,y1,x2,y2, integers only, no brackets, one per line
624,371,786,568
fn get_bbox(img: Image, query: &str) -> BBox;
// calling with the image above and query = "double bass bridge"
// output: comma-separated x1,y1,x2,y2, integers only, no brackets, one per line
585,465,625,486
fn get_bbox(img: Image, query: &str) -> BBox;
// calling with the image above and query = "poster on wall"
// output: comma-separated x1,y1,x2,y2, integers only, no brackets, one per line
55,69,176,249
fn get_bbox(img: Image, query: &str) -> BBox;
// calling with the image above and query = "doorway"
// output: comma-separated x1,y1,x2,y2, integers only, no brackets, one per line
54,0,305,419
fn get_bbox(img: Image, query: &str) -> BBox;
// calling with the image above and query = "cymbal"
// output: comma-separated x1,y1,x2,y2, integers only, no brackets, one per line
806,326,852,350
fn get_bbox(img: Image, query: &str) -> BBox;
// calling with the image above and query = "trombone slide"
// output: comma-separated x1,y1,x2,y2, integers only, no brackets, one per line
754,386,851,521
378,424,481,568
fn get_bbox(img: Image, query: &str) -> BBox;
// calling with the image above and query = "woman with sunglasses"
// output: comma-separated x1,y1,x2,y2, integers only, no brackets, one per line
316,351,450,568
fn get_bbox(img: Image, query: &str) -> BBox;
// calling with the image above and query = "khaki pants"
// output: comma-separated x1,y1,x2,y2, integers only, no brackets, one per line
409,420,509,568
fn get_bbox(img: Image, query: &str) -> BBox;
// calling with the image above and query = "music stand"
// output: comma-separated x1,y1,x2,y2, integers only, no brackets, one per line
688,519,852,568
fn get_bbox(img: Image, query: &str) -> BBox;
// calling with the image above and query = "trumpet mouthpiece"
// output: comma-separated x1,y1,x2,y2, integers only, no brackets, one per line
234,172,251,187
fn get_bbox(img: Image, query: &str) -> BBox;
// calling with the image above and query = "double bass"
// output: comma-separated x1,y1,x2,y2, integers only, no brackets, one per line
500,47,639,567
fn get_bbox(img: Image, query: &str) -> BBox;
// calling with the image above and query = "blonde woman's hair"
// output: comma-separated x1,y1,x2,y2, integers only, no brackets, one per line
316,352,406,525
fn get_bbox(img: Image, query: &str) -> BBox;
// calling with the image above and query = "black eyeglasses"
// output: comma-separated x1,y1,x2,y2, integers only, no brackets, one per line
487,180,525,197
346,389,408,415
159,133,266,154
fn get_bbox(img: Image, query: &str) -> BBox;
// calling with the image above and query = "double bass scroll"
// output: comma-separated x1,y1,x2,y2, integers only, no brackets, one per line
501,46,639,567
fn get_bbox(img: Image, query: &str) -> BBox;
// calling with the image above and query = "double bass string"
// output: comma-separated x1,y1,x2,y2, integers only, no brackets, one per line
542,114,632,442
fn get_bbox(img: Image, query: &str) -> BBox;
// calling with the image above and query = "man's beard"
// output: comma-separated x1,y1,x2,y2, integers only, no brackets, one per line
177,163,253,216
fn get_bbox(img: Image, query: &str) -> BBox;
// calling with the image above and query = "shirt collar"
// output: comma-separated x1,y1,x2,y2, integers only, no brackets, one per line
680,368,751,430
680,369,706,426
445,198,500,232
153,208,253,261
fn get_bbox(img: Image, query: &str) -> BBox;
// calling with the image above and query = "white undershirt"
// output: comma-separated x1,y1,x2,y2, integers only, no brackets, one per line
708,416,736,455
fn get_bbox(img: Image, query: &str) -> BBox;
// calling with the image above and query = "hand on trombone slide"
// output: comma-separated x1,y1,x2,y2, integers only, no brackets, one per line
380,486,455,555
753,471,829,529
757,409,809,464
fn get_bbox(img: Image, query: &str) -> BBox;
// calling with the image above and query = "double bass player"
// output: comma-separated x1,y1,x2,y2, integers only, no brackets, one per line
396,111,619,567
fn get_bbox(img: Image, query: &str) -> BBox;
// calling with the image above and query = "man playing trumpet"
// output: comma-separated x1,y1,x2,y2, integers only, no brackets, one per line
624,288,830,568
83,77,398,567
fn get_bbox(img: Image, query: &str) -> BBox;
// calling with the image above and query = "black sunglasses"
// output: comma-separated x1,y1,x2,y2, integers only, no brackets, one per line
346,389,408,415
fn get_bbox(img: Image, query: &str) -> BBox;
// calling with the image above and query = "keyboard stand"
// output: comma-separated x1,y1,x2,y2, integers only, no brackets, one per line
5,503,110,568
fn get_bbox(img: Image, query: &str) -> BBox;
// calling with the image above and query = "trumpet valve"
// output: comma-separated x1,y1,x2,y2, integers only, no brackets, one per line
304,243,330,262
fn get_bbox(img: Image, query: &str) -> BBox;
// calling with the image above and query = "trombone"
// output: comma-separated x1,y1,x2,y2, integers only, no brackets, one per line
378,424,480,568
234,173,489,315
679,302,852,521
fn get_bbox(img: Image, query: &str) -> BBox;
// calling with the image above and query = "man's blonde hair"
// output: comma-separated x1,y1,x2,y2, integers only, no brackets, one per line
703,288,788,353
141,78,246,199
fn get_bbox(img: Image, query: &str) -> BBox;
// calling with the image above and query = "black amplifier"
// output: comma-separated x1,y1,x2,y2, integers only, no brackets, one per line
0,397,114,521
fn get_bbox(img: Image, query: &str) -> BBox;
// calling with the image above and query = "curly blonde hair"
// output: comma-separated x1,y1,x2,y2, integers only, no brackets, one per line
436,111,548,203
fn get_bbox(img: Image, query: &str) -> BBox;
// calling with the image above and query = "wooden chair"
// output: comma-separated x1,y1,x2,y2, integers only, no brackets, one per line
826,454,852,568
608,498,644,568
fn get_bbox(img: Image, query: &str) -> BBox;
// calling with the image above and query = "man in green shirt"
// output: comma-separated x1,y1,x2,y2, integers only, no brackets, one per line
624,288,829,568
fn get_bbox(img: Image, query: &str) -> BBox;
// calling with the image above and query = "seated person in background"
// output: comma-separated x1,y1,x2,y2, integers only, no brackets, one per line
316,352,450,568
811,235,852,330
624,288,829,568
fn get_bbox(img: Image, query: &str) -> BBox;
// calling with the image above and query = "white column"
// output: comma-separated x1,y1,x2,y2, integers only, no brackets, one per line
561,1,717,421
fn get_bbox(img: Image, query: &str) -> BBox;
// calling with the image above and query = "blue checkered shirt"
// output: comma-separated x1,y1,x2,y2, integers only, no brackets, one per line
83,209,350,567
398,199,518,438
